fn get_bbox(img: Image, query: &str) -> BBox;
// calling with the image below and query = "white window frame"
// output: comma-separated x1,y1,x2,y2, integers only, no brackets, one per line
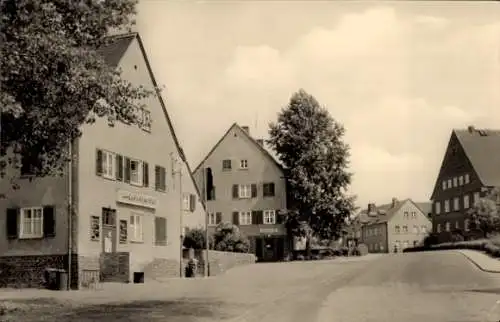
473,192,480,205
436,224,441,233
239,211,252,225
411,211,416,219
453,177,458,187
263,210,276,225
444,200,450,213
182,194,190,212
455,221,460,230
463,195,470,209
464,219,470,231
238,184,251,199
102,150,116,180
129,159,143,186
129,213,144,242
208,213,217,226
404,211,409,219
458,176,464,186
20,207,44,239
420,225,427,234
445,221,450,232
447,179,452,188
435,201,441,215
402,225,408,233
442,180,447,190
453,197,460,211
465,174,470,184
240,159,248,169
395,225,400,234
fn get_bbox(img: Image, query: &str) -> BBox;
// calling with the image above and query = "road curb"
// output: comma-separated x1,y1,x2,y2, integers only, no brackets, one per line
454,250,500,273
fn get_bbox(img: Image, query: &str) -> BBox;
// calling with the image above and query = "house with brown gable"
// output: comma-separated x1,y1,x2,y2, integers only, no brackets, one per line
356,198,432,253
0,32,205,289
193,123,289,262
430,126,500,242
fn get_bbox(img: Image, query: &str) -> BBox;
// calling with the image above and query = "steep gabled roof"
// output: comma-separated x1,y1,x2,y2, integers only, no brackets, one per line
100,32,203,210
357,199,430,225
454,128,500,187
193,123,283,174
414,202,432,217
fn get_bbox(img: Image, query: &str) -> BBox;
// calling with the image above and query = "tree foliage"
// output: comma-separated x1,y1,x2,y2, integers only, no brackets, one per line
212,222,250,253
468,187,500,238
183,227,213,250
0,0,152,179
267,89,356,240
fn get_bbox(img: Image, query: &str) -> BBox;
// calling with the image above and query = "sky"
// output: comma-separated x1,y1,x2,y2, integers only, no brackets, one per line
135,1,500,209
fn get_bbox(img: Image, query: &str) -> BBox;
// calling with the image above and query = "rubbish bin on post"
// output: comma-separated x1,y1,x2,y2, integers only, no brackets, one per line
58,269,68,291
44,268,68,290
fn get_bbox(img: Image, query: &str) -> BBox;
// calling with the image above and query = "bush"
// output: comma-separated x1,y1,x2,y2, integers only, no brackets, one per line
402,238,500,256
183,228,208,250
423,233,439,247
356,244,368,256
213,222,250,253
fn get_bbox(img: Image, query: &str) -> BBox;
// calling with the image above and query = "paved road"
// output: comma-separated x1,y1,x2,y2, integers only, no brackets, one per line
5,252,500,322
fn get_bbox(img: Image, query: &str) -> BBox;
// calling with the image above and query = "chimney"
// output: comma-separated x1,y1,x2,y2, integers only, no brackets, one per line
256,139,264,147
241,126,249,134
367,203,376,214
468,125,475,133
391,198,398,208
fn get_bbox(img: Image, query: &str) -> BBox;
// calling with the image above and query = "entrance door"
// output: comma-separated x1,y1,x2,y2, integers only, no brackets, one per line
255,238,263,261
100,208,118,282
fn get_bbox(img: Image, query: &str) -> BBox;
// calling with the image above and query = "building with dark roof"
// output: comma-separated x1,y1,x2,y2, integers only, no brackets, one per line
430,126,499,242
352,198,432,253
0,33,205,288
193,123,289,262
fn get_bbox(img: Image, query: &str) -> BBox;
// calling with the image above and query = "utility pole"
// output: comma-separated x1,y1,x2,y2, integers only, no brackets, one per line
203,167,209,277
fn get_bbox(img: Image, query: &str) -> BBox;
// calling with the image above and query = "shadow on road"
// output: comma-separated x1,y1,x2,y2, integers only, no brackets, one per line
2,298,232,322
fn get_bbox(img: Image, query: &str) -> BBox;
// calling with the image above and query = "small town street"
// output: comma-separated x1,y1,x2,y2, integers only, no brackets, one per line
3,252,500,322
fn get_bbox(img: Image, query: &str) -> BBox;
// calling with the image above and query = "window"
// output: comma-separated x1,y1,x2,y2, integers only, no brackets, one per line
404,212,409,219
129,213,143,242
90,216,100,241
240,159,248,169
239,211,252,225
411,212,416,219
444,200,450,213
102,208,116,226
119,220,127,244
208,213,217,226
155,165,167,191
20,207,43,239
420,225,427,234
222,159,232,171
459,176,464,186
458,196,467,210
182,194,190,211
155,216,167,246
464,219,470,231
453,177,458,187
403,241,409,249
473,192,480,205
455,221,460,230
436,224,441,233
435,202,441,215
413,225,419,234
445,221,450,232
453,197,460,211
465,174,470,184
263,210,276,224
129,159,143,186
395,225,400,234
102,150,116,179
442,180,447,190
263,183,275,197
447,179,452,188
238,184,252,199
402,225,408,233
138,108,152,132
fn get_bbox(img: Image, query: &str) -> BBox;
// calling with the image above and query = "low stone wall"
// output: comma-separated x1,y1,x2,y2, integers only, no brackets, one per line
183,249,256,277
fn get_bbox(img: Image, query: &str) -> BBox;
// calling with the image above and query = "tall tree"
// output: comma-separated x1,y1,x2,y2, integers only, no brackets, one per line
0,0,152,180
268,89,356,242
468,187,500,238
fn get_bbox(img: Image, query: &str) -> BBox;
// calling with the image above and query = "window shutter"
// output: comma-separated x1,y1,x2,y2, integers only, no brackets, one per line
232,185,239,199
155,166,160,190
277,210,285,224
161,167,167,190
6,208,18,239
251,184,257,198
270,183,275,196
216,212,222,224
124,157,131,183
43,206,56,238
251,211,258,225
143,162,149,187
155,216,167,246
189,194,196,212
257,211,264,225
210,187,216,201
116,154,123,181
233,211,239,225
95,149,103,176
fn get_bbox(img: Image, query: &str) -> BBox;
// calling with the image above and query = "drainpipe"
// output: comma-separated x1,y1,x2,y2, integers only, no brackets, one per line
67,140,73,291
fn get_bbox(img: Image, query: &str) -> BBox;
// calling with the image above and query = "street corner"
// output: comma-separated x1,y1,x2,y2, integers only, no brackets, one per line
455,249,500,273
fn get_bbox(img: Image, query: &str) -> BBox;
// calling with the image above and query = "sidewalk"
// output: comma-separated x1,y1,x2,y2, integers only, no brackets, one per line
455,249,500,273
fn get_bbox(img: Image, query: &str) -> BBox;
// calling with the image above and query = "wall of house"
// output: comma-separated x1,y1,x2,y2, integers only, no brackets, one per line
387,201,432,252
362,223,387,253
76,37,183,282
180,161,206,232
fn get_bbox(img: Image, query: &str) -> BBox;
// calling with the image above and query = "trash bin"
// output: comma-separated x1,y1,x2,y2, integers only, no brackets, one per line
58,270,68,291
44,268,67,290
